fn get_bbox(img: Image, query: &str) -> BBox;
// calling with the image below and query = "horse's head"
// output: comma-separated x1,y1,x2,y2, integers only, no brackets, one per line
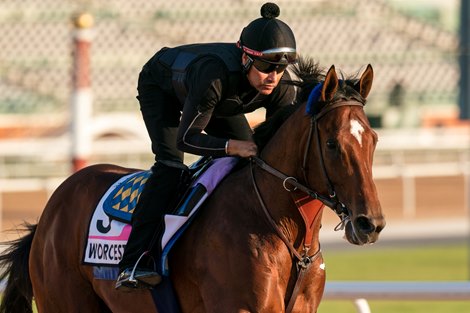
253,59,385,245
299,62,385,245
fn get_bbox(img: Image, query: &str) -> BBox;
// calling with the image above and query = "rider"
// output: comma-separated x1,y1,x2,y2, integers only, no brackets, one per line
116,2,298,290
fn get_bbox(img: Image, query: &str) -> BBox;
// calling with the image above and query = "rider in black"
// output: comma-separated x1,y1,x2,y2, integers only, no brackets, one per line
116,2,299,290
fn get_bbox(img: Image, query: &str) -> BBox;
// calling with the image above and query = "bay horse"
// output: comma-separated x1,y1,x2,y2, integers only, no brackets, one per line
0,59,385,313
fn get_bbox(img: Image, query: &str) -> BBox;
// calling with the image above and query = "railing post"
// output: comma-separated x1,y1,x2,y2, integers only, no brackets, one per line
353,298,371,313
70,12,94,172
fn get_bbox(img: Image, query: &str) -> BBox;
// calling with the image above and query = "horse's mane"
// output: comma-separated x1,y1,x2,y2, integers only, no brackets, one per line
253,57,366,151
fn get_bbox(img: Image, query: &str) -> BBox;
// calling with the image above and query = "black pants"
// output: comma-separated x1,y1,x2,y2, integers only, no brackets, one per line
119,163,185,271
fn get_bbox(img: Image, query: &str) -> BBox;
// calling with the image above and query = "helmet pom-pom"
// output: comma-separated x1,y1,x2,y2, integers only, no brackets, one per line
260,3,280,19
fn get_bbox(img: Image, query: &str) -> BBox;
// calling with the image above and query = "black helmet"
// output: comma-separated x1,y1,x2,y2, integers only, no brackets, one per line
238,3,297,65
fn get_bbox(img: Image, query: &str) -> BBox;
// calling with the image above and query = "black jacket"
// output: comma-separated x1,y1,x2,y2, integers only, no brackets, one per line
141,43,297,156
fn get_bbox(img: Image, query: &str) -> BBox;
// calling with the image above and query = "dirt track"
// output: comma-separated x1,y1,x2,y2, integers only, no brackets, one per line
0,175,467,241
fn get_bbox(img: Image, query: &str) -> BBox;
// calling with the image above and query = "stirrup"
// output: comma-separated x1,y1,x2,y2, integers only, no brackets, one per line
116,269,142,291
128,251,162,286
115,269,161,291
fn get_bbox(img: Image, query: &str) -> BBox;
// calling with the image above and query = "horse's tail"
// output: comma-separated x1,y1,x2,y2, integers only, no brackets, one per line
0,222,36,313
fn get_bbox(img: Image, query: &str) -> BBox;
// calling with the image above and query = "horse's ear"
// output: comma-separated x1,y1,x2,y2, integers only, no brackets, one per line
355,64,374,99
320,65,339,102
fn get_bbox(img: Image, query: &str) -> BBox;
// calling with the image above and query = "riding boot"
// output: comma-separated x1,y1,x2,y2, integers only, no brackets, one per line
116,162,187,290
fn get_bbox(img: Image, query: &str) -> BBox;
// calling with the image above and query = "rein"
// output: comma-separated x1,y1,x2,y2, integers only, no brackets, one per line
252,156,341,219
250,99,365,312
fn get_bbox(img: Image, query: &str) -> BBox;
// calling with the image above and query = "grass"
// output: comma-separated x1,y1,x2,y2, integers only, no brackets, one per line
318,242,470,312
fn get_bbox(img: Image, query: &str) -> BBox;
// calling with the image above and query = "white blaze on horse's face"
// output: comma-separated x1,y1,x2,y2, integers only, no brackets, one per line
350,119,365,147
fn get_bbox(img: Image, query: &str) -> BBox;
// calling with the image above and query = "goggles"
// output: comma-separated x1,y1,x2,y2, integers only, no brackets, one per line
250,56,288,74
238,42,297,73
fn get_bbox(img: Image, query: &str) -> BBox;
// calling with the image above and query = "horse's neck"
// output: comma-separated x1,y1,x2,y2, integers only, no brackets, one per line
259,107,311,191
261,113,307,177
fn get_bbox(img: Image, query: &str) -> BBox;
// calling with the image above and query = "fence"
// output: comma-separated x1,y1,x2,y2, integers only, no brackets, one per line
1,125,469,219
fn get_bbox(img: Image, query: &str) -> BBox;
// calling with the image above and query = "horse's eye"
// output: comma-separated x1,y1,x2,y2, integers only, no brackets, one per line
326,139,337,149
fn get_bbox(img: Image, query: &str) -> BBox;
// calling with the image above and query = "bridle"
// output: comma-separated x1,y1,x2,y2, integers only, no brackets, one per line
249,99,365,312
302,99,365,224
252,100,365,230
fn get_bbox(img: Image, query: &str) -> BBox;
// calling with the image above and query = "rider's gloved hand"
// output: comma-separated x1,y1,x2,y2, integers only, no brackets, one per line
226,139,258,158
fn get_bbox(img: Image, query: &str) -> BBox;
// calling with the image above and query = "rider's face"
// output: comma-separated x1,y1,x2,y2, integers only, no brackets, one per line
243,54,285,95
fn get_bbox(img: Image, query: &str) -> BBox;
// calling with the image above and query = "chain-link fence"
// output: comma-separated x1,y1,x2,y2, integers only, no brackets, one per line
0,0,460,127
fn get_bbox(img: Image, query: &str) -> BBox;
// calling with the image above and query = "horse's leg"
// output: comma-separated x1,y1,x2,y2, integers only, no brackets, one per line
290,255,326,313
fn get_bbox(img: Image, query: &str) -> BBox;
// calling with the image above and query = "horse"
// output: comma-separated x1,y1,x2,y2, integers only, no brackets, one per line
0,59,385,313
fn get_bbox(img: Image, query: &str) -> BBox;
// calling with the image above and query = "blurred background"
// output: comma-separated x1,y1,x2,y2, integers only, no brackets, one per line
0,0,469,312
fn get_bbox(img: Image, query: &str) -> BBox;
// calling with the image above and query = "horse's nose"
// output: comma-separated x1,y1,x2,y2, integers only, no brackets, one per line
354,215,385,235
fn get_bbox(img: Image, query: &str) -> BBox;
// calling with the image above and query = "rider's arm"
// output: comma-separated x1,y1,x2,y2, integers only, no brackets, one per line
176,57,231,157
177,58,258,158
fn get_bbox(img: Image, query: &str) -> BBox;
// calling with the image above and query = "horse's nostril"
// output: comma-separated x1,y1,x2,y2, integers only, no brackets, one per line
355,216,375,234
374,217,386,234
375,224,384,234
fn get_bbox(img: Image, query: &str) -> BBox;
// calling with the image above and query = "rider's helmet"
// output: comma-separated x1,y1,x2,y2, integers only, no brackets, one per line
238,2,297,73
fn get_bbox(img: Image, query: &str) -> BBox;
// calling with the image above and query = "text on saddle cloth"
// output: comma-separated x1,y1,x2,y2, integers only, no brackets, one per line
83,157,239,268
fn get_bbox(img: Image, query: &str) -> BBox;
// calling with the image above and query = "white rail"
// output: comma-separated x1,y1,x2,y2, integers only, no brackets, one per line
323,281,470,313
